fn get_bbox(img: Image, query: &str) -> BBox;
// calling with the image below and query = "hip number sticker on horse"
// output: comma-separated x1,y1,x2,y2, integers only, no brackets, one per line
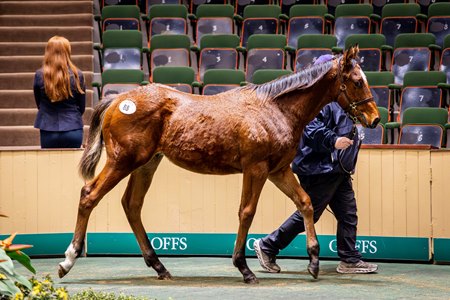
119,99,137,115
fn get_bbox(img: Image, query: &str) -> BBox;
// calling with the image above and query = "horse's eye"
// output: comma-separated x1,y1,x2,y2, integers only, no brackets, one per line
354,80,363,88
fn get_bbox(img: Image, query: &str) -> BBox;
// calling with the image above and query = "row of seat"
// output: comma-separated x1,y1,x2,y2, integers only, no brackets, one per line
96,2,450,49
94,30,450,86
101,0,444,18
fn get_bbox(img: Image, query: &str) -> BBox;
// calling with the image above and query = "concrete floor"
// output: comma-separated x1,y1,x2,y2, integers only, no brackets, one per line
16,257,450,299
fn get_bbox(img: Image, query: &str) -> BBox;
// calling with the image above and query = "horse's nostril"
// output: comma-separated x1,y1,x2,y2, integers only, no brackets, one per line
371,117,380,129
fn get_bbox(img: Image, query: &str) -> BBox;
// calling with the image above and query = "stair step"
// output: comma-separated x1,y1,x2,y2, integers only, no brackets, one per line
0,14,93,27
0,55,93,73
0,108,93,126
0,26,93,42
0,90,94,108
0,72,93,90
0,41,93,56
0,1,93,15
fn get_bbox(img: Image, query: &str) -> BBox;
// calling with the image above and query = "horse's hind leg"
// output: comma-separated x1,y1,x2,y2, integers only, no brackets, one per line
268,167,320,279
121,153,171,280
233,163,268,284
58,160,135,278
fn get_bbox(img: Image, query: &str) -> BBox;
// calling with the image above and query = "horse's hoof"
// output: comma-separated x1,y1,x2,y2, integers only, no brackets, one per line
307,263,319,279
244,275,259,284
157,271,172,280
58,264,68,278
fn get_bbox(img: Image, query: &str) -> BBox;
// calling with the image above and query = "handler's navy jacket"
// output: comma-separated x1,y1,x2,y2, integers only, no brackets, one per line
292,102,360,176
33,69,85,131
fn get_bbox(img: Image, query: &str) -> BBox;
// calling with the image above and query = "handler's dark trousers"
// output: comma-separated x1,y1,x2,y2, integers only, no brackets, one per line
259,172,362,263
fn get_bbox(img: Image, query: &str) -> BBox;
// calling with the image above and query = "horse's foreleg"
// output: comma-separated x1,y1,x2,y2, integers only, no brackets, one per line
58,161,133,278
121,153,172,280
233,164,268,284
269,167,320,279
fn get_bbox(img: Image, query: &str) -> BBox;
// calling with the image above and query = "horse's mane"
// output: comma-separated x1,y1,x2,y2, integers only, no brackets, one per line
241,59,335,102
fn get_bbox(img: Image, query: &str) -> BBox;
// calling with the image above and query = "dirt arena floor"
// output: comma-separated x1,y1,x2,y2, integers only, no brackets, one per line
17,256,450,299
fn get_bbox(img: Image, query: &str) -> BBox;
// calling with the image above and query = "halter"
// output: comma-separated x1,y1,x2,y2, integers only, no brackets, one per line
335,58,375,126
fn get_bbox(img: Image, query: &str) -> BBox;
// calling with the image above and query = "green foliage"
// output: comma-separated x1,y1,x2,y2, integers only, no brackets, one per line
71,289,153,300
14,275,69,300
0,247,32,298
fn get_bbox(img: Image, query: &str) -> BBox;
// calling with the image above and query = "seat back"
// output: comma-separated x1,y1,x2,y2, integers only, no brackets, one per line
198,34,240,81
334,4,373,48
417,0,448,15
356,123,385,144
103,0,137,7
426,2,450,47
370,0,405,16
345,34,386,71
326,0,361,16
195,4,235,44
149,4,187,37
202,69,246,95
439,35,450,83
144,0,181,15
295,34,336,71
152,66,195,93
365,71,394,110
190,0,227,14
235,0,272,17
101,30,143,70
399,124,443,148
101,5,141,32
380,3,420,46
240,5,281,47
287,5,327,48
245,34,286,81
150,34,191,73
251,69,292,84
100,69,145,98
392,33,435,84
281,0,316,15
399,72,446,121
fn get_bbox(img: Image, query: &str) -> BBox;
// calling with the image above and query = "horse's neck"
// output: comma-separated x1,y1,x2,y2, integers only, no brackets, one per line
276,77,338,130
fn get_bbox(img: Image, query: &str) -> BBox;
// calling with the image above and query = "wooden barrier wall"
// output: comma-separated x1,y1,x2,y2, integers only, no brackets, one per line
0,147,449,260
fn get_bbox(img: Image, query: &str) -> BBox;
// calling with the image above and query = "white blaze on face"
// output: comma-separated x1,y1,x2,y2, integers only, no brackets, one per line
59,243,78,271
360,68,368,85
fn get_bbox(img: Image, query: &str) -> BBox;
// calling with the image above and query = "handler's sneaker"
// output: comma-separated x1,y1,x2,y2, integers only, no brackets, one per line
336,260,378,274
253,239,281,273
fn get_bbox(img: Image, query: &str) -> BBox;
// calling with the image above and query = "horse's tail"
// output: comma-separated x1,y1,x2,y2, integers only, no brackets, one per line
79,96,114,181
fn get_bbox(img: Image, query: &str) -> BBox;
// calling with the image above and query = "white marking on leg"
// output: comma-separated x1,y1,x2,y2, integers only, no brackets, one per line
59,243,78,272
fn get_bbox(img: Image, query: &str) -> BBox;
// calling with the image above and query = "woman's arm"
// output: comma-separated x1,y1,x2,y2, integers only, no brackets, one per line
76,72,86,115
33,71,41,109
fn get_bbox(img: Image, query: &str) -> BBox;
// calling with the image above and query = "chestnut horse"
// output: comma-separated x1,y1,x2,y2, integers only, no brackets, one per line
58,47,379,283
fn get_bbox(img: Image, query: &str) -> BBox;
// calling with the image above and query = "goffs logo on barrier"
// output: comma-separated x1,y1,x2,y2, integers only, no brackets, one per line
329,239,378,254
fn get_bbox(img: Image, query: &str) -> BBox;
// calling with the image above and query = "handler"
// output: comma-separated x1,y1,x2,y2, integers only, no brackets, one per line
253,55,378,275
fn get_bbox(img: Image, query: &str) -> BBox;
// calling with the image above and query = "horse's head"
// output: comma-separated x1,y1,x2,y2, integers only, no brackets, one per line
334,46,380,128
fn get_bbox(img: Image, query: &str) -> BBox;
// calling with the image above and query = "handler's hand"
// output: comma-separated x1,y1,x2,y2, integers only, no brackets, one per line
335,137,353,150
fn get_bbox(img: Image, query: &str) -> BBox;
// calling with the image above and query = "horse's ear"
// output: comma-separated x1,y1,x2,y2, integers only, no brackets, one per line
342,45,359,73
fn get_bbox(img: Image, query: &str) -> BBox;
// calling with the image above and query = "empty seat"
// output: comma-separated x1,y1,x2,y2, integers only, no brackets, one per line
439,35,450,84
196,34,240,81
202,69,246,95
235,0,272,17
370,0,405,16
326,0,361,16
286,4,327,49
143,0,181,15
93,69,146,98
281,0,316,16
146,4,187,37
95,30,144,71
391,33,436,85
151,66,197,93
251,69,292,84
243,34,287,82
417,0,448,15
426,2,450,48
149,34,191,75
344,34,386,72
333,4,373,49
191,4,235,45
397,107,449,148
365,71,394,111
380,3,422,47
397,71,446,121
96,5,141,34
238,5,281,47
190,0,227,15
294,34,336,71
102,0,138,8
